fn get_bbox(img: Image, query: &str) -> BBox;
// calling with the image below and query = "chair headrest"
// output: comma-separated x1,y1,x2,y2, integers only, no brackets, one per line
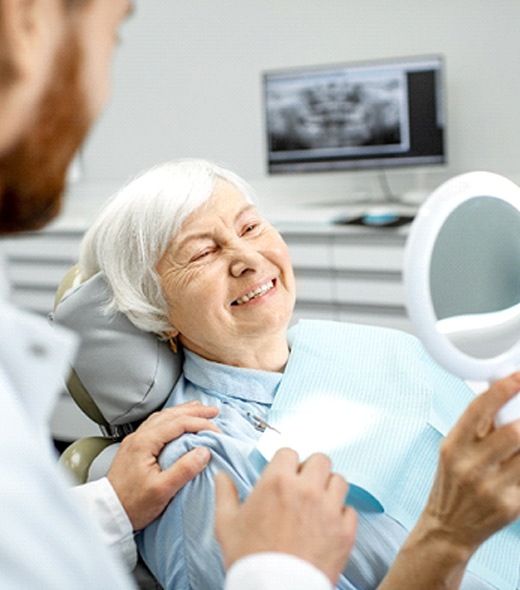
53,271,182,426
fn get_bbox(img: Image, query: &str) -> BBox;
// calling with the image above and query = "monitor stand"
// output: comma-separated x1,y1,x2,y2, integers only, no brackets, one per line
334,170,419,227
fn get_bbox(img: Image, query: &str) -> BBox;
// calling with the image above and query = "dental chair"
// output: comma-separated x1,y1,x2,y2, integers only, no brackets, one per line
52,266,183,589
53,266,183,481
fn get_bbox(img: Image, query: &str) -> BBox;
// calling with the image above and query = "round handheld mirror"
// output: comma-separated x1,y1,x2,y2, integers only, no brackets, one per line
404,171,520,427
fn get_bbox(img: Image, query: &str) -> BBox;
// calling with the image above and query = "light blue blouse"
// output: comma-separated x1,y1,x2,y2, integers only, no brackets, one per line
137,342,497,590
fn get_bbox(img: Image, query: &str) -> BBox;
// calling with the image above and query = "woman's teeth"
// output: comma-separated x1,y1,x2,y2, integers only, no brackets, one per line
234,280,274,305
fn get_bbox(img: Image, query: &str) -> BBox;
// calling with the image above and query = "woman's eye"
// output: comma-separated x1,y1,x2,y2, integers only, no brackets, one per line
242,223,258,235
191,249,212,262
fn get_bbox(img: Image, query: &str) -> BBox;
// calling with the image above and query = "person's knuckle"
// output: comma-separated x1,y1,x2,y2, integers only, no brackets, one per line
267,471,294,502
298,481,321,505
276,447,298,461
119,431,138,450
439,437,457,466
502,489,520,521
314,452,332,470
471,473,505,511
138,411,161,429
331,472,348,494
504,419,520,442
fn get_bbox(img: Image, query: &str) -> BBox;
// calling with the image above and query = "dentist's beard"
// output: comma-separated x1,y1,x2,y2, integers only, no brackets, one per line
0,33,90,234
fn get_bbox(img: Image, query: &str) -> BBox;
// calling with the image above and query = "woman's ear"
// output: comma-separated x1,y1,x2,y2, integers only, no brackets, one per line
164,329,180,354
164,328,180,340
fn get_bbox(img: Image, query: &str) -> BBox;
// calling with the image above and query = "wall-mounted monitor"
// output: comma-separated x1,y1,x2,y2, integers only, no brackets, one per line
263,55,446,174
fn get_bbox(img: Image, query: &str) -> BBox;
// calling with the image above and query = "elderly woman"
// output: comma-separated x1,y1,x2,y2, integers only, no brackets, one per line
78,159,520,590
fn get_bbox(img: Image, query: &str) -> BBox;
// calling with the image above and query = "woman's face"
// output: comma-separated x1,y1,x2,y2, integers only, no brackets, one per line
157,179,296,366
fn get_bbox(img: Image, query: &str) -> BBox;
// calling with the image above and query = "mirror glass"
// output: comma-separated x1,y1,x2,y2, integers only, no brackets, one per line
431,196,520,359
404,171,520,384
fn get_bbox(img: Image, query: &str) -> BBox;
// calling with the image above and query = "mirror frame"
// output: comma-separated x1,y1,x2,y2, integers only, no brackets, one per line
403,171,520,382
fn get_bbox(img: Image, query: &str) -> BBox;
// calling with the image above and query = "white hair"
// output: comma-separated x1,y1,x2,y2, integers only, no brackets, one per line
79,159,256,335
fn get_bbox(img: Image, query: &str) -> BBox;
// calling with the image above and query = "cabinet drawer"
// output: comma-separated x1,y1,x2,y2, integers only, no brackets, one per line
285,236,332,269
2,235,81,262
335,276,405,306
333,243,404,272
295,272,334,303
7,261,74,289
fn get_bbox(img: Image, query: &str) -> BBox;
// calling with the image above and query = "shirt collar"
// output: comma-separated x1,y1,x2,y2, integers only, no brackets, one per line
182,349,282,404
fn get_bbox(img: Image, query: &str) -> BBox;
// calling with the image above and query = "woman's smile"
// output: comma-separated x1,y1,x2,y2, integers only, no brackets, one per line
231,279,276,306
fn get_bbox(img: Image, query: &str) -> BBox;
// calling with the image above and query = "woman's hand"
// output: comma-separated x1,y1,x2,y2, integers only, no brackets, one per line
107,401,220,531
423,372,520,554
380,373,520,590
215,448,358,586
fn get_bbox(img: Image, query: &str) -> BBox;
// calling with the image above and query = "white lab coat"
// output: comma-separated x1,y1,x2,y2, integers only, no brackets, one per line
0,293,135,589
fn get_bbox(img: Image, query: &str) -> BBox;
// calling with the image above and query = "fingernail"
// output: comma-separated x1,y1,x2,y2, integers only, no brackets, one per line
194,447,211,463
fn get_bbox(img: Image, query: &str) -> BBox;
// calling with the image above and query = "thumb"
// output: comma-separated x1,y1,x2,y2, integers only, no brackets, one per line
215,471,240,533
487,373,520,409
160,447,211,498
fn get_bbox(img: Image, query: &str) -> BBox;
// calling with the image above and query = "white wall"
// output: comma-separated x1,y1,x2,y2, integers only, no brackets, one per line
63,0,520,219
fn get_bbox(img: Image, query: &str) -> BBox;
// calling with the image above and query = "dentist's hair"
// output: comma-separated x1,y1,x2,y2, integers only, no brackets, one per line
79,159,255,335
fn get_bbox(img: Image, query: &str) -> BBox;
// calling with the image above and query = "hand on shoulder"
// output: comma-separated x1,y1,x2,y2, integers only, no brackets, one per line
108,401,220,531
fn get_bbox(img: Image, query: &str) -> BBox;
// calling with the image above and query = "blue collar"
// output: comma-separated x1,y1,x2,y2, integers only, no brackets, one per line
182,349,282,404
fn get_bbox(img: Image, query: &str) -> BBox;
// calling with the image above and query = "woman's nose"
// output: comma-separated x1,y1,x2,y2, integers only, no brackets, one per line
228,243,261,277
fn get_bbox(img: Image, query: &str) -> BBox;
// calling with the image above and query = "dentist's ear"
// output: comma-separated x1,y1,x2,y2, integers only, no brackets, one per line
0,0,63,82
0,0,65,150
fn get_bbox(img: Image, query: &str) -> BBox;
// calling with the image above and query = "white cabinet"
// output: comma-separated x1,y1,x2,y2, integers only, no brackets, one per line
279,224,412,333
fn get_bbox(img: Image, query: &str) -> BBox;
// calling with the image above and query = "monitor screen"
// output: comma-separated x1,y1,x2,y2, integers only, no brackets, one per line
263,55,446,174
